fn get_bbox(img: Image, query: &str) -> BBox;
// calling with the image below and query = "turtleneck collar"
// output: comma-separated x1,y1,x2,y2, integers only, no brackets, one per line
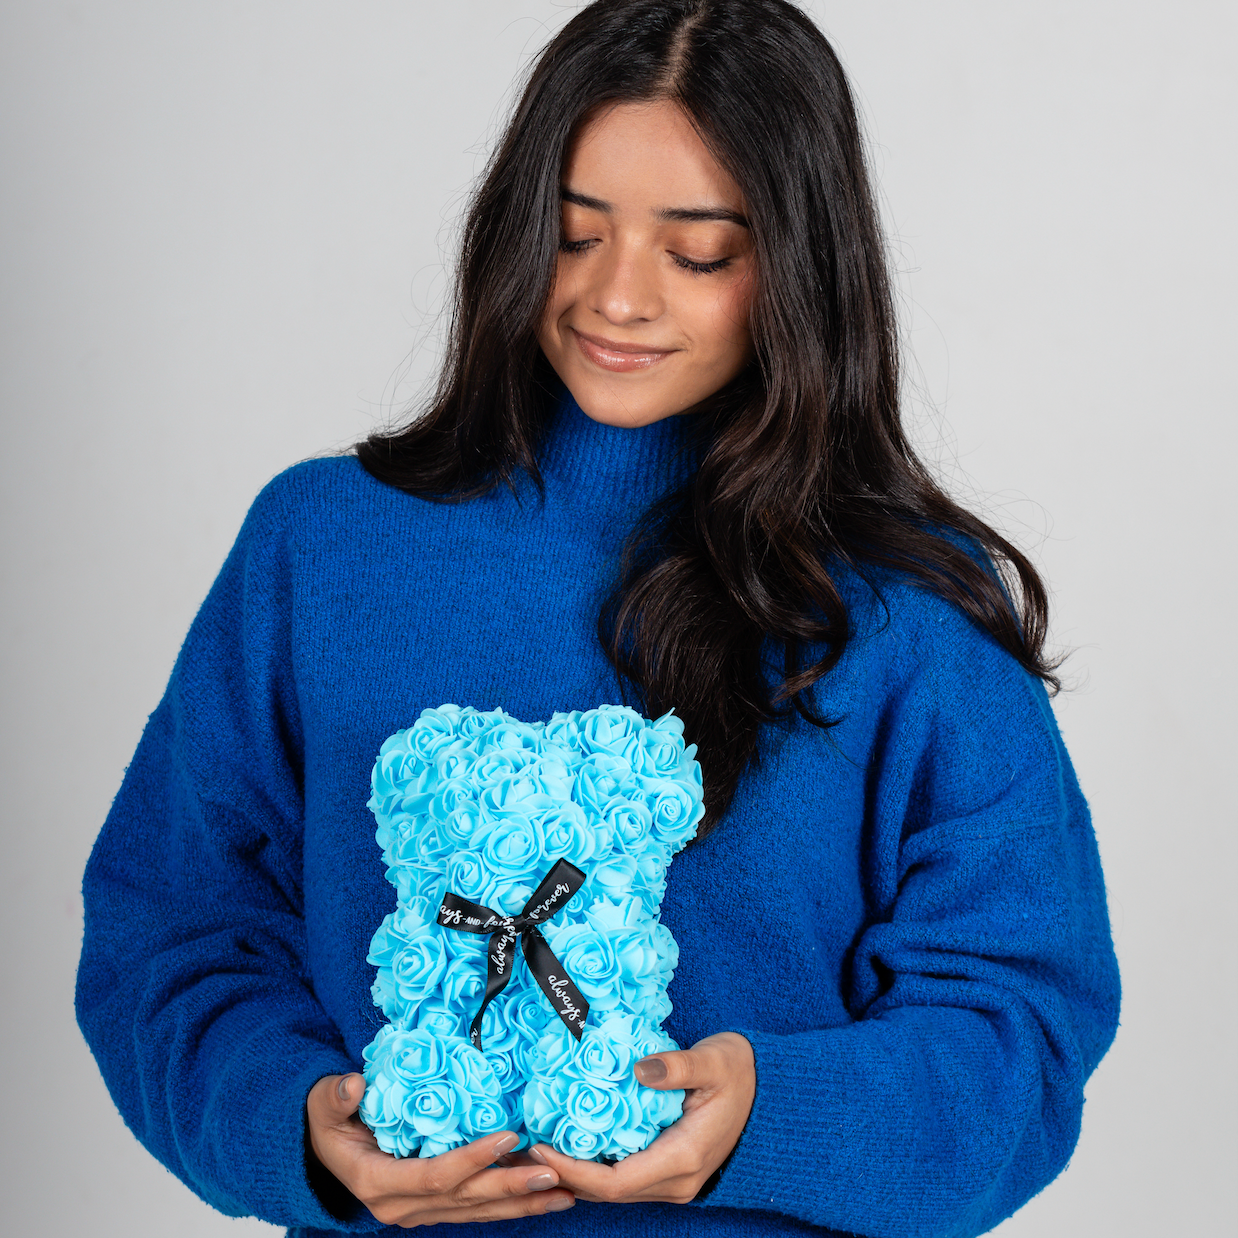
535,385,705,517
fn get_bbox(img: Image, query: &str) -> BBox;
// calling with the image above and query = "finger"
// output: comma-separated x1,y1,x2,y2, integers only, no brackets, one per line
365,1162,574,1227
306,1074,381,1192
526,1141,676,1204
307,1072,365,1130
410,1133,537,1198
522,1145,612,1204
495,1150,545,1168
348,1145,562,1220
446,1162,565,1205
334,1072,364,1116
400,1188,575,1227
636,1031,750,1092
635,1047,712,1091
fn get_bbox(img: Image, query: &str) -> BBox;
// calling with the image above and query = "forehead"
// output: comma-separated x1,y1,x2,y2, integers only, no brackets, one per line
563,100,744,215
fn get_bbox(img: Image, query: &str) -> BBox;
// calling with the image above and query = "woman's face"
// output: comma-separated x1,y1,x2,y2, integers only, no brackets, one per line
537,99,756,428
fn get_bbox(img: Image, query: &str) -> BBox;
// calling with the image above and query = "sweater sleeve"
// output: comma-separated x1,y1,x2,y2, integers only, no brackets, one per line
74,473,379,1231
701,600,1121,1237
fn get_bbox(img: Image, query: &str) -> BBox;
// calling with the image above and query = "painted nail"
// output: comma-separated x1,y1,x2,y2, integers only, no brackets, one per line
635,1056,667,1084
544,1196,575,1212
527,1173,557,1192
491,1133,519,1157
525,1146,549,1165
336,1074,354,1101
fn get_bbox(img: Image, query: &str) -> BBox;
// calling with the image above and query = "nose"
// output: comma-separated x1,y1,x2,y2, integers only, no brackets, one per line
584,239,665,327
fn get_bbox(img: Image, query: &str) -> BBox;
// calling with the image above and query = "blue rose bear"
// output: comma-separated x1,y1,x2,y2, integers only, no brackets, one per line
358,704,706,1162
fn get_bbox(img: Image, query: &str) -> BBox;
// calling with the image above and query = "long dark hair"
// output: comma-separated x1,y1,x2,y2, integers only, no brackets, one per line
357,0,1060,834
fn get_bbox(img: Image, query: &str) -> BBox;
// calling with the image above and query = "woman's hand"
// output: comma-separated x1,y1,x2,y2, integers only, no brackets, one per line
307,1073,575,1227
527,1032,756,1205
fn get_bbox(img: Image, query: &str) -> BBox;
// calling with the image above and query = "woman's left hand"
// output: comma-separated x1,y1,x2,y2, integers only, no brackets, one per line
525,1031,755,1205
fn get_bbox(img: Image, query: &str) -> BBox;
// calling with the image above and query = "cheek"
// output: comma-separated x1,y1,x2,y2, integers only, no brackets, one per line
537,261,573,348
697,275,755,364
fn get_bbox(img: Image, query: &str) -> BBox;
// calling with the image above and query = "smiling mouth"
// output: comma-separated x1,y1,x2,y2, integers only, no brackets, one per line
570,328,676,373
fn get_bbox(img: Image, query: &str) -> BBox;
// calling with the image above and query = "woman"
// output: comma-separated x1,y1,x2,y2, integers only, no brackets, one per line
75,1,1121,1235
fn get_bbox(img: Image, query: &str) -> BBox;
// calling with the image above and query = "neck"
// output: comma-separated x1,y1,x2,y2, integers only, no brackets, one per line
536,387,704,518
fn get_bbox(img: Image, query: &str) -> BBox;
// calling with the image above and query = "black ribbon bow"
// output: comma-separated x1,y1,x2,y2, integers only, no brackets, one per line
436,858,590,1051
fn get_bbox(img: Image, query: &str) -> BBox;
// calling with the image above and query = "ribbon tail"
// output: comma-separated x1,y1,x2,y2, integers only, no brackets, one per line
469,928,517,1051
522,928,589,1040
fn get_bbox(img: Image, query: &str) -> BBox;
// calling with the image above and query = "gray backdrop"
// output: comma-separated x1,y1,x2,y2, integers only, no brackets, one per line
2,2,1234,1234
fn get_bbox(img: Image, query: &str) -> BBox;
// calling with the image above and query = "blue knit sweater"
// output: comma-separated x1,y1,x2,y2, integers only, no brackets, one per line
76,393,1120,1238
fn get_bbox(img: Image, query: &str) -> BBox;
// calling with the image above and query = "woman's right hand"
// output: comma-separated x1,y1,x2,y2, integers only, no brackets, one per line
307,1073,576,1227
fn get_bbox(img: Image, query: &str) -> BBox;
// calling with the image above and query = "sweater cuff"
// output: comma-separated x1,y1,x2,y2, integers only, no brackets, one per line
697,1024,910,1227
696,1017,1045,1238
695,1028,795,1217
219,1046,384,1232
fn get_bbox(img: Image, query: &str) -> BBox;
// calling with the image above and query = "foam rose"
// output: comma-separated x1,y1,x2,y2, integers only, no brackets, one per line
522,1016,685,1161
389,927,448,1008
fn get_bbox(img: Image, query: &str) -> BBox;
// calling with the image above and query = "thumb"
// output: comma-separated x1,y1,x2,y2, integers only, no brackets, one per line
633,1048,707,1091
319,1072,365,1121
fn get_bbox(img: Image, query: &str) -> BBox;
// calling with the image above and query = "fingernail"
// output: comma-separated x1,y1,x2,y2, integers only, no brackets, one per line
527,1173,557,1192
491,1133,519,1157
636,1056,667,1084
336,1074,354,1101
544,1196,575,1212
526,1146,549,1165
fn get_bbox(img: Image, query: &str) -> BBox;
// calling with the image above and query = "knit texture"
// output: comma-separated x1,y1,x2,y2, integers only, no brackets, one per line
76,392,1120,1238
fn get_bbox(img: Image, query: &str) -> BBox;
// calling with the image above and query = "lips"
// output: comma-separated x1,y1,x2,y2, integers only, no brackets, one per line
570,328,676,373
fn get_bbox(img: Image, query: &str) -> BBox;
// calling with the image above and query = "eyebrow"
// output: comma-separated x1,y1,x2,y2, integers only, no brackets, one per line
561,187,749,228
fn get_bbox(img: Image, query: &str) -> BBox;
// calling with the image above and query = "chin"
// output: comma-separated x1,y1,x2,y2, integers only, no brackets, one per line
578,401,682,429
566,378,692,429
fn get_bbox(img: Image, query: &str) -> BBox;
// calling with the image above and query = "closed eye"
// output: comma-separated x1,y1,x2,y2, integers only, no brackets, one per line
560,237,732,276
671,254,732,275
